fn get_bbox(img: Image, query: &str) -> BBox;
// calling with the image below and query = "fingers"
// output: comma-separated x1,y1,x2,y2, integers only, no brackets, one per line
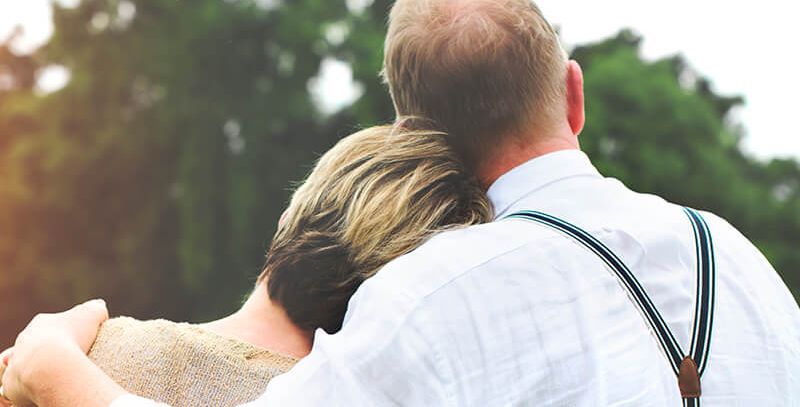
2,365,25,407
3,344,31,406
0,354,11,407
63,299,110,354
0,387,11,407
67,299,109,325
0,348,11,367
0,299,110,407
0,349,7,386
1,348,12,399
0,348,9,380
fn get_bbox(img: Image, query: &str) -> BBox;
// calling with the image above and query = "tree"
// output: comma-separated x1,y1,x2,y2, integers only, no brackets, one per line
573,30,800,293
0,0,356,343
1,4,797,346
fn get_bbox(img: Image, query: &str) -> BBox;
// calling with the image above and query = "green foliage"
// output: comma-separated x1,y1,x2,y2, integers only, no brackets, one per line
0,4,797,346
573,30,800,292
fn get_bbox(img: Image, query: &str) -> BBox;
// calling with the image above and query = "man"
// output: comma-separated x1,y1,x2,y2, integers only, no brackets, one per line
3,0,799,405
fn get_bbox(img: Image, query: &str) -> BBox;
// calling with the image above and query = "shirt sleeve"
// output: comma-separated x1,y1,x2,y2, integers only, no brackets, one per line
110,394,171,407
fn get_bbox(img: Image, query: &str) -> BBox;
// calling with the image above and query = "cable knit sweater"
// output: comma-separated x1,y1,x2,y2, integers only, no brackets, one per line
88,317,297,407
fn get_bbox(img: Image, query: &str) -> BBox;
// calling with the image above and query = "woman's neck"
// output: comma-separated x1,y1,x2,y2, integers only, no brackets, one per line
201,284,312,358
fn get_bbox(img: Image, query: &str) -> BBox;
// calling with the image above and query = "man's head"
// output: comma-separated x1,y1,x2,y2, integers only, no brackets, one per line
383,0,584,177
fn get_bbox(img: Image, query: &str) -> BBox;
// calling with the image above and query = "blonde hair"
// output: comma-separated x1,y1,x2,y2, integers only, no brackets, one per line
382,0,567,164
260,124,492,334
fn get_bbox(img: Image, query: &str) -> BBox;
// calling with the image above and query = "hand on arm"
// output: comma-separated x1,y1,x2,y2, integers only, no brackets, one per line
0,300,131,407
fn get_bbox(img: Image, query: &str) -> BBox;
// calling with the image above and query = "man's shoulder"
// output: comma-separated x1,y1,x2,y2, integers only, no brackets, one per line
348,219,568,311
691,209,760,253
399,219,556,266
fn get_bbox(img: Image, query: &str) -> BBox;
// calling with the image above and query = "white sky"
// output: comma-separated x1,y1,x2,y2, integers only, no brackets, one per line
537,0,800,161
2,0,798,160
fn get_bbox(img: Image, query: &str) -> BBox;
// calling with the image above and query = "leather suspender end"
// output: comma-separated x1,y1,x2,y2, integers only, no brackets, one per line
678,356,702,398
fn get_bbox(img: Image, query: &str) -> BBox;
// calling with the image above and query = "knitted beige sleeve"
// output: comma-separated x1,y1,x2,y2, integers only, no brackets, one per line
89,317,297,407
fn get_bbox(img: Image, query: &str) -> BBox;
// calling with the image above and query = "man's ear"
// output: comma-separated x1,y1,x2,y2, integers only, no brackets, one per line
566,60,585,136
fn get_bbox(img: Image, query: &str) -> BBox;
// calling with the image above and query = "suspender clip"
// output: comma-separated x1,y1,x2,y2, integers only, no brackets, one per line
678,356,701,398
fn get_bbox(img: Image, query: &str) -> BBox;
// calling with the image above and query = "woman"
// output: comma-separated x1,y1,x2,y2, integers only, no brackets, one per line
81,124,493,407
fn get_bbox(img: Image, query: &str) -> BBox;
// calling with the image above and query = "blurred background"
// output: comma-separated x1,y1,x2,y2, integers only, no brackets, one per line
1,0,798,346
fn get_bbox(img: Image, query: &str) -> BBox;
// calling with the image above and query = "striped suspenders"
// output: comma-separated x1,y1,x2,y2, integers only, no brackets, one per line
506,208,716,406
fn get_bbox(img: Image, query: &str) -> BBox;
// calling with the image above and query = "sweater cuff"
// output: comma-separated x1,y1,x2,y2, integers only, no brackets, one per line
110,394,170,407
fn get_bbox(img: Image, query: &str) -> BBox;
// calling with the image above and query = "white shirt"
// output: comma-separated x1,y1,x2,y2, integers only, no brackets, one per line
113,150,800,406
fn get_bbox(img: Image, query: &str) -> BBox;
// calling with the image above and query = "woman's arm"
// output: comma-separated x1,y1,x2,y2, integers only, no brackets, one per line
0,300,133,407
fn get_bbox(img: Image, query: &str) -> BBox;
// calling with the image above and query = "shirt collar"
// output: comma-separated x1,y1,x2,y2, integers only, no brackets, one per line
487,149,602,218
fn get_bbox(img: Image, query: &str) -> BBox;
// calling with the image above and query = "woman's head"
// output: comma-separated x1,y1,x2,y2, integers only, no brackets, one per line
259,124,492,336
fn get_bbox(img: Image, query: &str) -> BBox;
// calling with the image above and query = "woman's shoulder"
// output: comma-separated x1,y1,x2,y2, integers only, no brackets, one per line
95,316,180,341
92,316,296,368
173,320,298,370
89,316,297,407
90,317,178,362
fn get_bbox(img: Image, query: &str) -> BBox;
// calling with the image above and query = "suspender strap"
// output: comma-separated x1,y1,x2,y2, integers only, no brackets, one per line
505,208,715,406
685,207,716,375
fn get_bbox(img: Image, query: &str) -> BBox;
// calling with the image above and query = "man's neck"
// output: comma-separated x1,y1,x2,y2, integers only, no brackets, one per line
476,126,580,189
201,285,312,358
